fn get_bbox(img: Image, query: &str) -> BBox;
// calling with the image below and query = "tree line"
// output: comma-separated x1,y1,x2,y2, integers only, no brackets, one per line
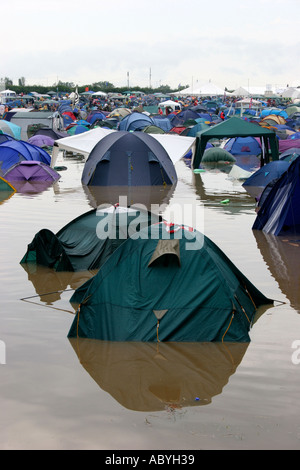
1,78,189,96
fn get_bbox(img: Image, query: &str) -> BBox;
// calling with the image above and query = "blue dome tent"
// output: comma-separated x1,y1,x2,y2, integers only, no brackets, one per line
81,131,177,186
242,160,290,198
224,136,262,156
118,112,154,132
0,140,51,174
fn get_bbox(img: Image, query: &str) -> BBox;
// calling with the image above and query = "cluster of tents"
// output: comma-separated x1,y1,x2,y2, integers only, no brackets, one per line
2,90,300,343
21,205,273,343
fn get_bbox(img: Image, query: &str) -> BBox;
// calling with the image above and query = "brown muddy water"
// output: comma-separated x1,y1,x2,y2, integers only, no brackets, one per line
0,153,300,450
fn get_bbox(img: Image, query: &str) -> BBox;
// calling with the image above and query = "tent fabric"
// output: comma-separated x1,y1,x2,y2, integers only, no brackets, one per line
224,136,262,156
0,133,16,143
4,161,60,183
118,112,153,131
27,135,55,148
20,205,161,272
172,82,225,97
0,140,51,174
169,109,203,127
68,222,272,342
151,117,173,132
279,148,300,162
50,127,196,169
0,120,21,139
81,131,178,186
50,127,115,167
252,156,300,235
192,117,279,168
242,160,290,198
34,128,68,140
0,176,16,192
279,138,300,154
202,147,236,163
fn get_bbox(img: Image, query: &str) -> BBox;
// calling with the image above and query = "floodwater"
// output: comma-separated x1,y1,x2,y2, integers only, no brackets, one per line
1,152,300,450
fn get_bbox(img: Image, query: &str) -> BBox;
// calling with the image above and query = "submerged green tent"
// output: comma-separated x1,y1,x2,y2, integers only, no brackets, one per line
68,222,272,342
192,117,279,168
20,205,161,272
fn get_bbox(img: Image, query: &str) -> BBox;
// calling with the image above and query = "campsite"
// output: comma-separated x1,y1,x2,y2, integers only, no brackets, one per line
1,85,300,450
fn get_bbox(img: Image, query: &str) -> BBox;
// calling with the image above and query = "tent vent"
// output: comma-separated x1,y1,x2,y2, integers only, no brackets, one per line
100,150,110,162
148,239,180,267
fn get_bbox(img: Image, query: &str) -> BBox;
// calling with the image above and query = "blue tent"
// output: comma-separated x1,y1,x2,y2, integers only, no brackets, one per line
118,112,153,131
279,148,300,162
260,108,288,119
224,136,262,156
151,117,173,133
243,160,290,198
252,156,300,235
0,140,51,174
87,112,107,125
0,133,15,144
81,131,177,186
169,109,203,127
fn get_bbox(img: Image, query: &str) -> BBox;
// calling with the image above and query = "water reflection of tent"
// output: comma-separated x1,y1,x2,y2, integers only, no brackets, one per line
192,171,255,213
20,205,161,272
9,180,56,194
83,183,176,212
21,263,96,306
253,231,300,311
69,339,249,411
68,222,272,342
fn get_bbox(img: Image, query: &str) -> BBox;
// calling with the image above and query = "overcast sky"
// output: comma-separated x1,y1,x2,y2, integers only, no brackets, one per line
2,0,299,91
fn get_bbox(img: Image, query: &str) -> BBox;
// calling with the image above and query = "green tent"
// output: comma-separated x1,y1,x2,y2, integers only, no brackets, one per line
192,117,279,169
0,176,16,192
20,205,161,272
68,222,272,342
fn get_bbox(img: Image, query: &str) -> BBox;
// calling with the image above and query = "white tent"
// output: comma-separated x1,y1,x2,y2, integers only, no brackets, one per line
158,100,181,112
281,87,300,99
51,128,115,167
50,128,196,168
231,86,250,97
92,91,108,97
234,98,262,116
171,82,225,97
0,89,16,96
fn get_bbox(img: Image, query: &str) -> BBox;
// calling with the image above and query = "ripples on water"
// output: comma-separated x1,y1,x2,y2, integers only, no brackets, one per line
0,152,300,450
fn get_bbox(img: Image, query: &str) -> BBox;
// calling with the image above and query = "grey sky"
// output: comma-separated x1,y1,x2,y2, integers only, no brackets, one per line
3,0,299,90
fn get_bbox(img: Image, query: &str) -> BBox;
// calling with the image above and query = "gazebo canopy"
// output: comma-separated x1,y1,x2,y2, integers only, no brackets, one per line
192,117,279,168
